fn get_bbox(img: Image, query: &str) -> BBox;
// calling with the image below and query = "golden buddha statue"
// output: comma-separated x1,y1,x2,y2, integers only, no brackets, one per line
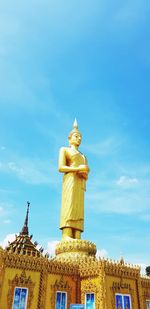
58,119,89,240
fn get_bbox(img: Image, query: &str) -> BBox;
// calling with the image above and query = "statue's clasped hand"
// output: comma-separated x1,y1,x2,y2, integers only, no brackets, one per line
77,165,89,180
78,164,89,172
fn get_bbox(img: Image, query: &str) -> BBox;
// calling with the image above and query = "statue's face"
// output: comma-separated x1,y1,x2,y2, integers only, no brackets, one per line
69,132,82,146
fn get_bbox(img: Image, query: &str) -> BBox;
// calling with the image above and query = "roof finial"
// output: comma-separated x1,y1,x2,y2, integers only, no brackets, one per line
73,118,78,129
120,254,124,265
21,201,30,235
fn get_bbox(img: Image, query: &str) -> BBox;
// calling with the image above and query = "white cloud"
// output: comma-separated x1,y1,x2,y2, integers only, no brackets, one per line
3,219,11,224
0,233,16,249
0,203,11,217
141,214,150,222
117,175,139,187
0,206,4,215
114,0,149,26
86,187,150,215
83,136,122,156
1,146,6,151
0,158,53,185
0,202,15,220
139,263,147,275
96,248,108,259
86,162,150,215
47,240,59,257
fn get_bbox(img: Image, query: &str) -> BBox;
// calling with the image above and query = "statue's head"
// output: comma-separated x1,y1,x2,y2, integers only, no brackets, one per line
68,119,82,147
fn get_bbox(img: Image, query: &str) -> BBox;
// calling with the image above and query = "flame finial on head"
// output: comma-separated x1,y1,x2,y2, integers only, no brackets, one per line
68,118,82,140
73,118,78,129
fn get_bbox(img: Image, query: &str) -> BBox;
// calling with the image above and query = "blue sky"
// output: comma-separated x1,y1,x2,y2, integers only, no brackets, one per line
0,0,150,271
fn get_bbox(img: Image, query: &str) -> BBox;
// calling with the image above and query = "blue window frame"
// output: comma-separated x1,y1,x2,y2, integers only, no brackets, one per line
85,293,95,309
115,294,132,309
12,287,28,309
146,300,150,309
70,305,85,309
56,291,67,309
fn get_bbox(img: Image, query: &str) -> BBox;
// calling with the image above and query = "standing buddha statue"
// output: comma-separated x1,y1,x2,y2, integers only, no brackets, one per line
58,119,89,240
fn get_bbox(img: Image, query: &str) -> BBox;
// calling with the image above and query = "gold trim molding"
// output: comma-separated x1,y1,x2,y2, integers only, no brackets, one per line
50,276,72,309
7,270,35,309
110,279,135,308
81,278,101,308
55,239,96,260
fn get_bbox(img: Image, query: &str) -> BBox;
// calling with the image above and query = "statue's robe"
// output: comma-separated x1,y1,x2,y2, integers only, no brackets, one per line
60,149,87,232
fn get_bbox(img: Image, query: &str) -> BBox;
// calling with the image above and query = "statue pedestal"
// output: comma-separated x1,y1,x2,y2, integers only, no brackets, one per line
55,239,97,260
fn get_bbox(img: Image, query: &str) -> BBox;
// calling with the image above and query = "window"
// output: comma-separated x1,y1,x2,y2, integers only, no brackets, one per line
115,294,132,309
56,291,67,309
85,293,95,309
12,287,28,309
146,300,150,309
70,304,85,309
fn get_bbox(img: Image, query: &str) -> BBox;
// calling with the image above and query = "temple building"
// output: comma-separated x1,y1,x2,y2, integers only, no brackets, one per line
0,203,150,309
0,121,150,309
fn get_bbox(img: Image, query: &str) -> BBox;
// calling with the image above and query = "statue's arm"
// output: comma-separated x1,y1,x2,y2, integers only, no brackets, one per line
58,147,79,173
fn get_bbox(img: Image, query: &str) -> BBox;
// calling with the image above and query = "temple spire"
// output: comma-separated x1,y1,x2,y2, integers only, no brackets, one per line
6,201,42,257
21,201,30,235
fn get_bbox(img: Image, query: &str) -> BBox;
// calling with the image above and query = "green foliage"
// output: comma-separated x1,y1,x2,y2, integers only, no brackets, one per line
146,266,150,276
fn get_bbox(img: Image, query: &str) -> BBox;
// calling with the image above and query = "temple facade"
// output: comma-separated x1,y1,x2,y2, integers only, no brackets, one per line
0,206,150,309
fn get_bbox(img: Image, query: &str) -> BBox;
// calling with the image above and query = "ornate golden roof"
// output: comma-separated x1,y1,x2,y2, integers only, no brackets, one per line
6,202,41,257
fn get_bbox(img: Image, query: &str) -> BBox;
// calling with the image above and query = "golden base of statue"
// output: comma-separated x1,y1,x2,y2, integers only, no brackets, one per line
55,239,97,260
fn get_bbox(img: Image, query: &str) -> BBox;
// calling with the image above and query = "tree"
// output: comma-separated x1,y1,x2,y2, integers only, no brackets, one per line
146,266,150,276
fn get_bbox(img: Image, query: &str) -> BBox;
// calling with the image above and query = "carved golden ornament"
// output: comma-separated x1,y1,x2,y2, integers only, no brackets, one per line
141,278,150,288
81,278,101,308
110,278,135,308
140,278,150,308
50,275,72,309
143,289,150,299
7,270,35,309
55,239,96,260
100,258,140,279
0,249,5,300
37,267,48,309
3,251,79,276
4,251,49,272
